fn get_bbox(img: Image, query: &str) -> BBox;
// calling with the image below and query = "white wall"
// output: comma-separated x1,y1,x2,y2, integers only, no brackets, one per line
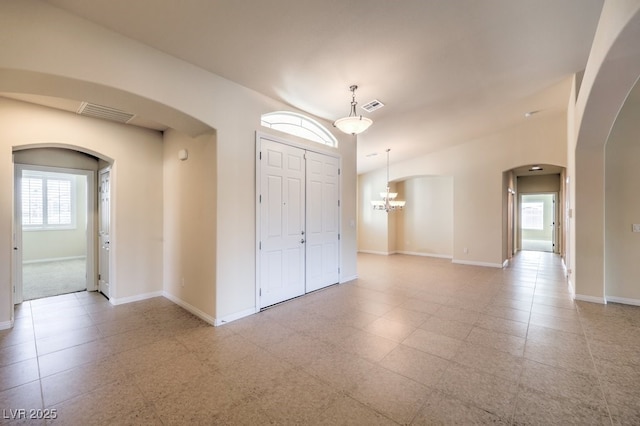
0,0,358,326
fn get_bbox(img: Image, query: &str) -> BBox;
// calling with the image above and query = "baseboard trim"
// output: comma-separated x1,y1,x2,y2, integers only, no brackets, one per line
357,250,392,256
214,307,257,327
110,291,164,306
0,320,13,331
567,278,576,299
502,259,510,268
23,256,86,265
395,251,453,259
340,275,358,283
605,296,640,307
574,293,606,304
452,259,503,268
163,292,216,325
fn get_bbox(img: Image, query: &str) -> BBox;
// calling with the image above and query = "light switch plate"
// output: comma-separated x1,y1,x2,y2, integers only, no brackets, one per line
633,224,640,232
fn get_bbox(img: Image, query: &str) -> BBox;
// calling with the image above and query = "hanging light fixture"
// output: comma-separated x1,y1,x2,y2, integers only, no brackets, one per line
371,149,406,212
334,85,373,135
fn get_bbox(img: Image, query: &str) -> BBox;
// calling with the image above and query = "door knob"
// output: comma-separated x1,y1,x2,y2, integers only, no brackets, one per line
300,239,305,244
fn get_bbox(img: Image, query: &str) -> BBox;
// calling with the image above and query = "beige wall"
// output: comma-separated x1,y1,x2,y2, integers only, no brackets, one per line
163,130,217,320
359,108,568,267
395,177,453,257
605,99,640,302
0,0,358,326
571,0,640,303
0,98,164,324
358,168,390,254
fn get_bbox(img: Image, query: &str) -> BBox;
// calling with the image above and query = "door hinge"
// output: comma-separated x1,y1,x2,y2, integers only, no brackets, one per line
338,168,341,175
338,267,341,274
338,233,341,240
259,194,262,203
98,274,101,281
338,200,340,207
259,151,262,160
259,241,262,250
259,288,262,296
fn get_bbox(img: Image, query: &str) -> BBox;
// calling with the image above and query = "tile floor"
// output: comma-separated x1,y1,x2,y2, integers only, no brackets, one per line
1,251,639,425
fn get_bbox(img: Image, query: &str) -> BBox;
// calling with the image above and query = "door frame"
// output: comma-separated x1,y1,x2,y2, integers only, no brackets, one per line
255,131,341,311
13,164,97,303
98,166,111,299
518,191,558,253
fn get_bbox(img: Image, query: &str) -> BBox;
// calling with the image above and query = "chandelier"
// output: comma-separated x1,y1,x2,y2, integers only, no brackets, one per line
333,85,373,135
371,149,406,212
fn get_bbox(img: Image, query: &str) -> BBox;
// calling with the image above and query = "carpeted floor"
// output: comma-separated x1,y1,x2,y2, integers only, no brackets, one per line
22,258,86,300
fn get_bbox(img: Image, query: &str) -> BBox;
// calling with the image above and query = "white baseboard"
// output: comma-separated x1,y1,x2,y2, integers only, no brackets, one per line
340,275,358,283
163,291,216,325
567,278,575,298
358,250,392,256
23,255,86,265
605,296,640,307
110,291,164,306
214,307,257,327
502,259,510,268
574,293,606,304
0,320,13,331
452,259,503,268
395,251,453,260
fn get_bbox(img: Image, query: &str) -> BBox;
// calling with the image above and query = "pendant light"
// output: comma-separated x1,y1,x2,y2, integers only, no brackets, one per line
334,85,373,135
371,149,406,212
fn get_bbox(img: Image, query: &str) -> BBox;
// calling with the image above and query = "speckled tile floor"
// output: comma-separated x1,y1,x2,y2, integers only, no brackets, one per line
1,251,639,425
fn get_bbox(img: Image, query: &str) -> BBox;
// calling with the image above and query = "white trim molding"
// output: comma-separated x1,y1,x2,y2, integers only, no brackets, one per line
396,251,453,260
340,275,358,283
357,250,393,256
605,296,640,307
163,292,216,325
214,307,257,327
452,259,503,268
574,294,606,304
0,320,13,331
109,291,163,306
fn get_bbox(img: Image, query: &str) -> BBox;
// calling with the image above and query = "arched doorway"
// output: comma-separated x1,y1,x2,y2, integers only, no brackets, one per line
12,147,110,303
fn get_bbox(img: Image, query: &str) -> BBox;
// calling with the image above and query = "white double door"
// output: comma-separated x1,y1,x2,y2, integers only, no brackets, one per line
259,138,340,308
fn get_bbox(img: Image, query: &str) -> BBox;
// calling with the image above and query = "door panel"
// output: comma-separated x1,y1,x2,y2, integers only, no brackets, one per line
98,168,111,298
259,140,306,307
305,151,340,292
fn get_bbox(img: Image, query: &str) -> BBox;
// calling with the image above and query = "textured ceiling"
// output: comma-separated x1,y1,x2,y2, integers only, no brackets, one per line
36,0,604,173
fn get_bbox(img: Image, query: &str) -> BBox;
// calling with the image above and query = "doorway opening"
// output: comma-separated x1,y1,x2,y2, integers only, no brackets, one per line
520,193,557,252
14,164,96,302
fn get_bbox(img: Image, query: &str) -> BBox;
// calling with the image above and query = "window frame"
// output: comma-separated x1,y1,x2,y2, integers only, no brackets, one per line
261,111,338,148
21,170,77,231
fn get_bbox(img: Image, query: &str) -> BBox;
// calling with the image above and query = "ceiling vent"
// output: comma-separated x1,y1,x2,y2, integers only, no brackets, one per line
77,102,135,124
361,99,385,113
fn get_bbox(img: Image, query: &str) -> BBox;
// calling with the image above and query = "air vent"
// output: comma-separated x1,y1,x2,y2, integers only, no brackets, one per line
77,102,135,124
361,99,385,113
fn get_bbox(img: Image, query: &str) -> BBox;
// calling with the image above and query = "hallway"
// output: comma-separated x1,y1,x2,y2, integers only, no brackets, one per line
0,252,638,424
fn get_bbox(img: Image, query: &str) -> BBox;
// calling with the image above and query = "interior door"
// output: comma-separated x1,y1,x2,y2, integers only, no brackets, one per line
98,168,111,298
259,139,306,307
305,151,340,292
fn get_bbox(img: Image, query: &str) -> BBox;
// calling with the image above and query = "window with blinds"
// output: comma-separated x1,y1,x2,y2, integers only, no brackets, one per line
22,172,76,229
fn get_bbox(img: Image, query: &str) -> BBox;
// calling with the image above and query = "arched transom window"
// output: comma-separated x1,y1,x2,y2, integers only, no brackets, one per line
261,111,338,147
